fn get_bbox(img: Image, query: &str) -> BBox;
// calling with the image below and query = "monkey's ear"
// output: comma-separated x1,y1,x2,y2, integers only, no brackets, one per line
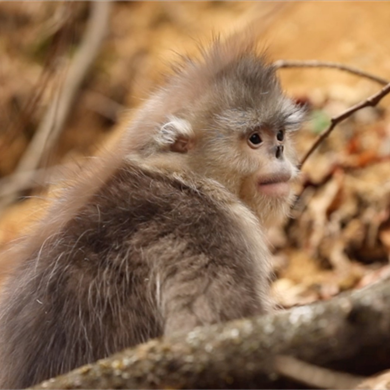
170,136,196,153
157,116,194,153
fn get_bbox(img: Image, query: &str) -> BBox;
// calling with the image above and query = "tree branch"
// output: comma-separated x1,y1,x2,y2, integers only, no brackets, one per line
300,82,390,168
273,60,389,86
33,278,390,389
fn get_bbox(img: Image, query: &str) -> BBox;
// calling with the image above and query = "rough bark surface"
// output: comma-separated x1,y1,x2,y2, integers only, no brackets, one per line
32,278,390,389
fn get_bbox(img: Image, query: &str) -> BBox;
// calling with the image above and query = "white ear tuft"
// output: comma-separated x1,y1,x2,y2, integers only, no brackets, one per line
156,116,193,146
282,100,306,132
286,107,305,125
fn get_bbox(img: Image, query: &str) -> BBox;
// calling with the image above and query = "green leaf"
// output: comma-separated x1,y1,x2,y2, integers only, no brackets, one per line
310,109,331,135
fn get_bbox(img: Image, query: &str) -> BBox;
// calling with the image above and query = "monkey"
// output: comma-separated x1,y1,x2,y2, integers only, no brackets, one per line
0,31,304,389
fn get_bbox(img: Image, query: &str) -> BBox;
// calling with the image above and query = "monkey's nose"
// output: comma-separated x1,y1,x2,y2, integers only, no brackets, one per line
275,145,284,159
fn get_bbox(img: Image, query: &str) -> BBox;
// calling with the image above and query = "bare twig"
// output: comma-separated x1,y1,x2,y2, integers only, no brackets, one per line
84,91,126,122
273,60,389,86
17,2,110,173
300,82,390,168
0,162,82,198
0,1,111,214
0,5,75,155
274,355,364,390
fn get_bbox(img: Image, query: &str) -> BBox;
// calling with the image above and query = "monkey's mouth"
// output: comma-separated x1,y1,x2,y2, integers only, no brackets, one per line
257,177,291,197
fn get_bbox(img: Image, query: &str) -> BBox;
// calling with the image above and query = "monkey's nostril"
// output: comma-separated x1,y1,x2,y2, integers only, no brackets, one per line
275,145,284,159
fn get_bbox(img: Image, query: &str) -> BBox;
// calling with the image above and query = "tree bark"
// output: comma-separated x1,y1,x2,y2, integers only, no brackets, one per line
33,278,390,389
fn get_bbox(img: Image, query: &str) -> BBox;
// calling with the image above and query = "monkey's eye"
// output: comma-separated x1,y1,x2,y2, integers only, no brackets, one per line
248,133,263,148
276,130,284,141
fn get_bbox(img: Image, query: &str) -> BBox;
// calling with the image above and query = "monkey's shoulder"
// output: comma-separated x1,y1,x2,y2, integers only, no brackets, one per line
67,161,263,259
92,161,248,223
104,160,237,203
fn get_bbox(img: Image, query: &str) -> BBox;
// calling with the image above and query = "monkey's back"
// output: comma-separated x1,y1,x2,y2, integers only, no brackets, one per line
0,162,269,388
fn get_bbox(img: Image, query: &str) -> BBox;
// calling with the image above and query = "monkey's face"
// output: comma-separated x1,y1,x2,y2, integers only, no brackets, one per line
185,93,304,226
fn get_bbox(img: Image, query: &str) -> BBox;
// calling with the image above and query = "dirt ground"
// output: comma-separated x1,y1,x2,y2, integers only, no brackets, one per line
0,1,389,307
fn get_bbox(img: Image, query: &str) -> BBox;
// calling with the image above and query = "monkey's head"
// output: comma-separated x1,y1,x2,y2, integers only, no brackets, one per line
134,33,305,226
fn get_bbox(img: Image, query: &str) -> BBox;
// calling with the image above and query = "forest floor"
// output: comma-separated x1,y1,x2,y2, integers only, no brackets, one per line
0,1,389,308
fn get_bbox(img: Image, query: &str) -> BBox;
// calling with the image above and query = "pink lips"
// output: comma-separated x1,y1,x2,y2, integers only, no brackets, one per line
257,173,291,197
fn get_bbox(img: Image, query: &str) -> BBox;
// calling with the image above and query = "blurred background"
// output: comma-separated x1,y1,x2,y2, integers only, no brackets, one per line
0,1,389,307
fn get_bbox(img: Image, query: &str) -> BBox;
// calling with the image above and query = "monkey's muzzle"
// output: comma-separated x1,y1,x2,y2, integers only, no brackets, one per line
257,172,291,197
